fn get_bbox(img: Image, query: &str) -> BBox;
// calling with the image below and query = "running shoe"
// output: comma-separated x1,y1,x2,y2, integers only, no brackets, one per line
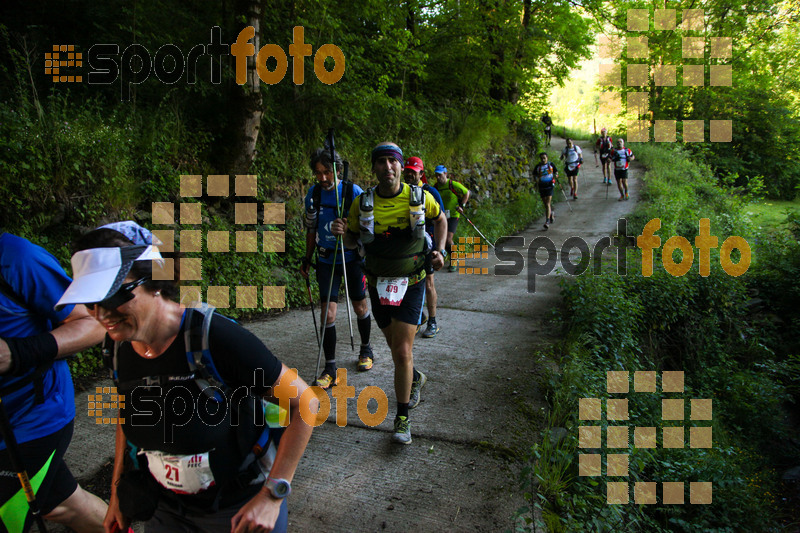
422,322,440,338
618,195,625,202
544,221,549,229
358,344,374,371
447,263,457,272
573,194,578,200
416,313,428,334
409,371,427,409
393,416,412,444
625,192,629,200
314,371,337,390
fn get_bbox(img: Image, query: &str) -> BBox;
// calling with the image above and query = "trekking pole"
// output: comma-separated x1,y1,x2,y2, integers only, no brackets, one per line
461,213,495,249
606,175,609,200
314,238,341,383
304,274,321,349
327,129,355,351
0,397,49,533
557,181,573,212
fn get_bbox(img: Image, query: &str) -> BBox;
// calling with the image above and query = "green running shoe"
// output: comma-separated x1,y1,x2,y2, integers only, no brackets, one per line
392,416,412,444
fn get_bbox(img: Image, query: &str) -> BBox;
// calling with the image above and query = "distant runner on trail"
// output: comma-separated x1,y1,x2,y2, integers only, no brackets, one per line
301,148,374,389
611,138,634,201
560,138,583,200
534,152,558,229
338,142,447,445
541,111,553,145
433,165,471,272
404,157,445,338
594,127,613,184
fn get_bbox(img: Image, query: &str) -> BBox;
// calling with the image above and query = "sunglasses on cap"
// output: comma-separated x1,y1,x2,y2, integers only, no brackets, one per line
85,277,150,311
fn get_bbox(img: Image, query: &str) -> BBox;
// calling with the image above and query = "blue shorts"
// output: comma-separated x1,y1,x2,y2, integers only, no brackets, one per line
316,261,367,303
369,279,425,329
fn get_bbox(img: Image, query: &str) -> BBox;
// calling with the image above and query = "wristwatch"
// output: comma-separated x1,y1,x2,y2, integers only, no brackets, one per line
265,477,292,499
439,249,448,259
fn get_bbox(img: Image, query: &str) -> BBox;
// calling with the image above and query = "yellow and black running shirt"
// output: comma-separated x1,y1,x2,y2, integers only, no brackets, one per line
347,183,441,282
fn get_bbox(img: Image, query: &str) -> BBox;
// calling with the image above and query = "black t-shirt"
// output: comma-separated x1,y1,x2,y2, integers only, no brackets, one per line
116,311,283,507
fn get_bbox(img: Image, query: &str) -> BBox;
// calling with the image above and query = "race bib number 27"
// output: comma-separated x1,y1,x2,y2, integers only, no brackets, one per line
146,450,215,494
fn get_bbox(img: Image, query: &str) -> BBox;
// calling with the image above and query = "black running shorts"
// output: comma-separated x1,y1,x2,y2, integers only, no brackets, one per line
0,421,78,530
369,280,425,329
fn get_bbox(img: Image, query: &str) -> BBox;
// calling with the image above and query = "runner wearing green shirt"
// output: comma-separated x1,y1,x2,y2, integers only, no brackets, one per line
433,166,471,272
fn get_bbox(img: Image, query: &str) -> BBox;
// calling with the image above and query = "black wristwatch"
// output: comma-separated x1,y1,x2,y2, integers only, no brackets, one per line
265,477,292,499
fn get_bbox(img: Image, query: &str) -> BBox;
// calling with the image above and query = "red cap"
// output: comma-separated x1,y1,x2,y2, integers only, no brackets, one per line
404,157,424,172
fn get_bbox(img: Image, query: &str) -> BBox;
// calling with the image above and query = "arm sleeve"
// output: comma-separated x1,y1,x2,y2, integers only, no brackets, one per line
207,314,283,394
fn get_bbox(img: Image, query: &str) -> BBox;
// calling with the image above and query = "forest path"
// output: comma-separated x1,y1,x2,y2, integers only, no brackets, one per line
62,135,644,532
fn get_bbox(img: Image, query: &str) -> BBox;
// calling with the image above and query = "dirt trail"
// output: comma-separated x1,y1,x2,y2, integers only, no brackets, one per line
61,135,644,532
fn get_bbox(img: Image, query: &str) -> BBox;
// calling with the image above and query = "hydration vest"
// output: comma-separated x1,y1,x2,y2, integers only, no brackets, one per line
358,184,429,279
103,304,285,507
537,163,556,186
303,180,356,230
598,136,613,154
563,147,582,170
613,148,632,170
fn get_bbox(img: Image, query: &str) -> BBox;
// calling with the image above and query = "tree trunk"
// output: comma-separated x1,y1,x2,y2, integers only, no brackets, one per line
225,0,263,174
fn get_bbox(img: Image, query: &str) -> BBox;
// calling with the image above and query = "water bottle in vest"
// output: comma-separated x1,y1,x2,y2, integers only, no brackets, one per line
359,190,375,244
304,197,318,230
409,185,425,240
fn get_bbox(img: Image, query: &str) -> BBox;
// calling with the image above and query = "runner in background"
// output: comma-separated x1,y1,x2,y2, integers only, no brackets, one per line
541,111,553,145
301,148,374,388
611,138,634,201
433,166,471,272
594,128,613,184
534,152,558,229
560,138,583,200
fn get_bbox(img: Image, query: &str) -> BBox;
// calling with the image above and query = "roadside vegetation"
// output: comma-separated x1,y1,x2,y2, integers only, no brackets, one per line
517,143,800,532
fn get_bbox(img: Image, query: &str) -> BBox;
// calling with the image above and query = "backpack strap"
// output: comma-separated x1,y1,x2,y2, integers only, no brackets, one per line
342,180,355,216
183,304,227,401
409,183,424,207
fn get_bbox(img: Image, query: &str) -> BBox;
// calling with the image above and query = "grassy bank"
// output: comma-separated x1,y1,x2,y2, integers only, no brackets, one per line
515,143,799,531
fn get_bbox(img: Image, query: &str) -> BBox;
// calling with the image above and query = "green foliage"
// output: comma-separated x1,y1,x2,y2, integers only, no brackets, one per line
518,143,797,531
584,0,800,200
